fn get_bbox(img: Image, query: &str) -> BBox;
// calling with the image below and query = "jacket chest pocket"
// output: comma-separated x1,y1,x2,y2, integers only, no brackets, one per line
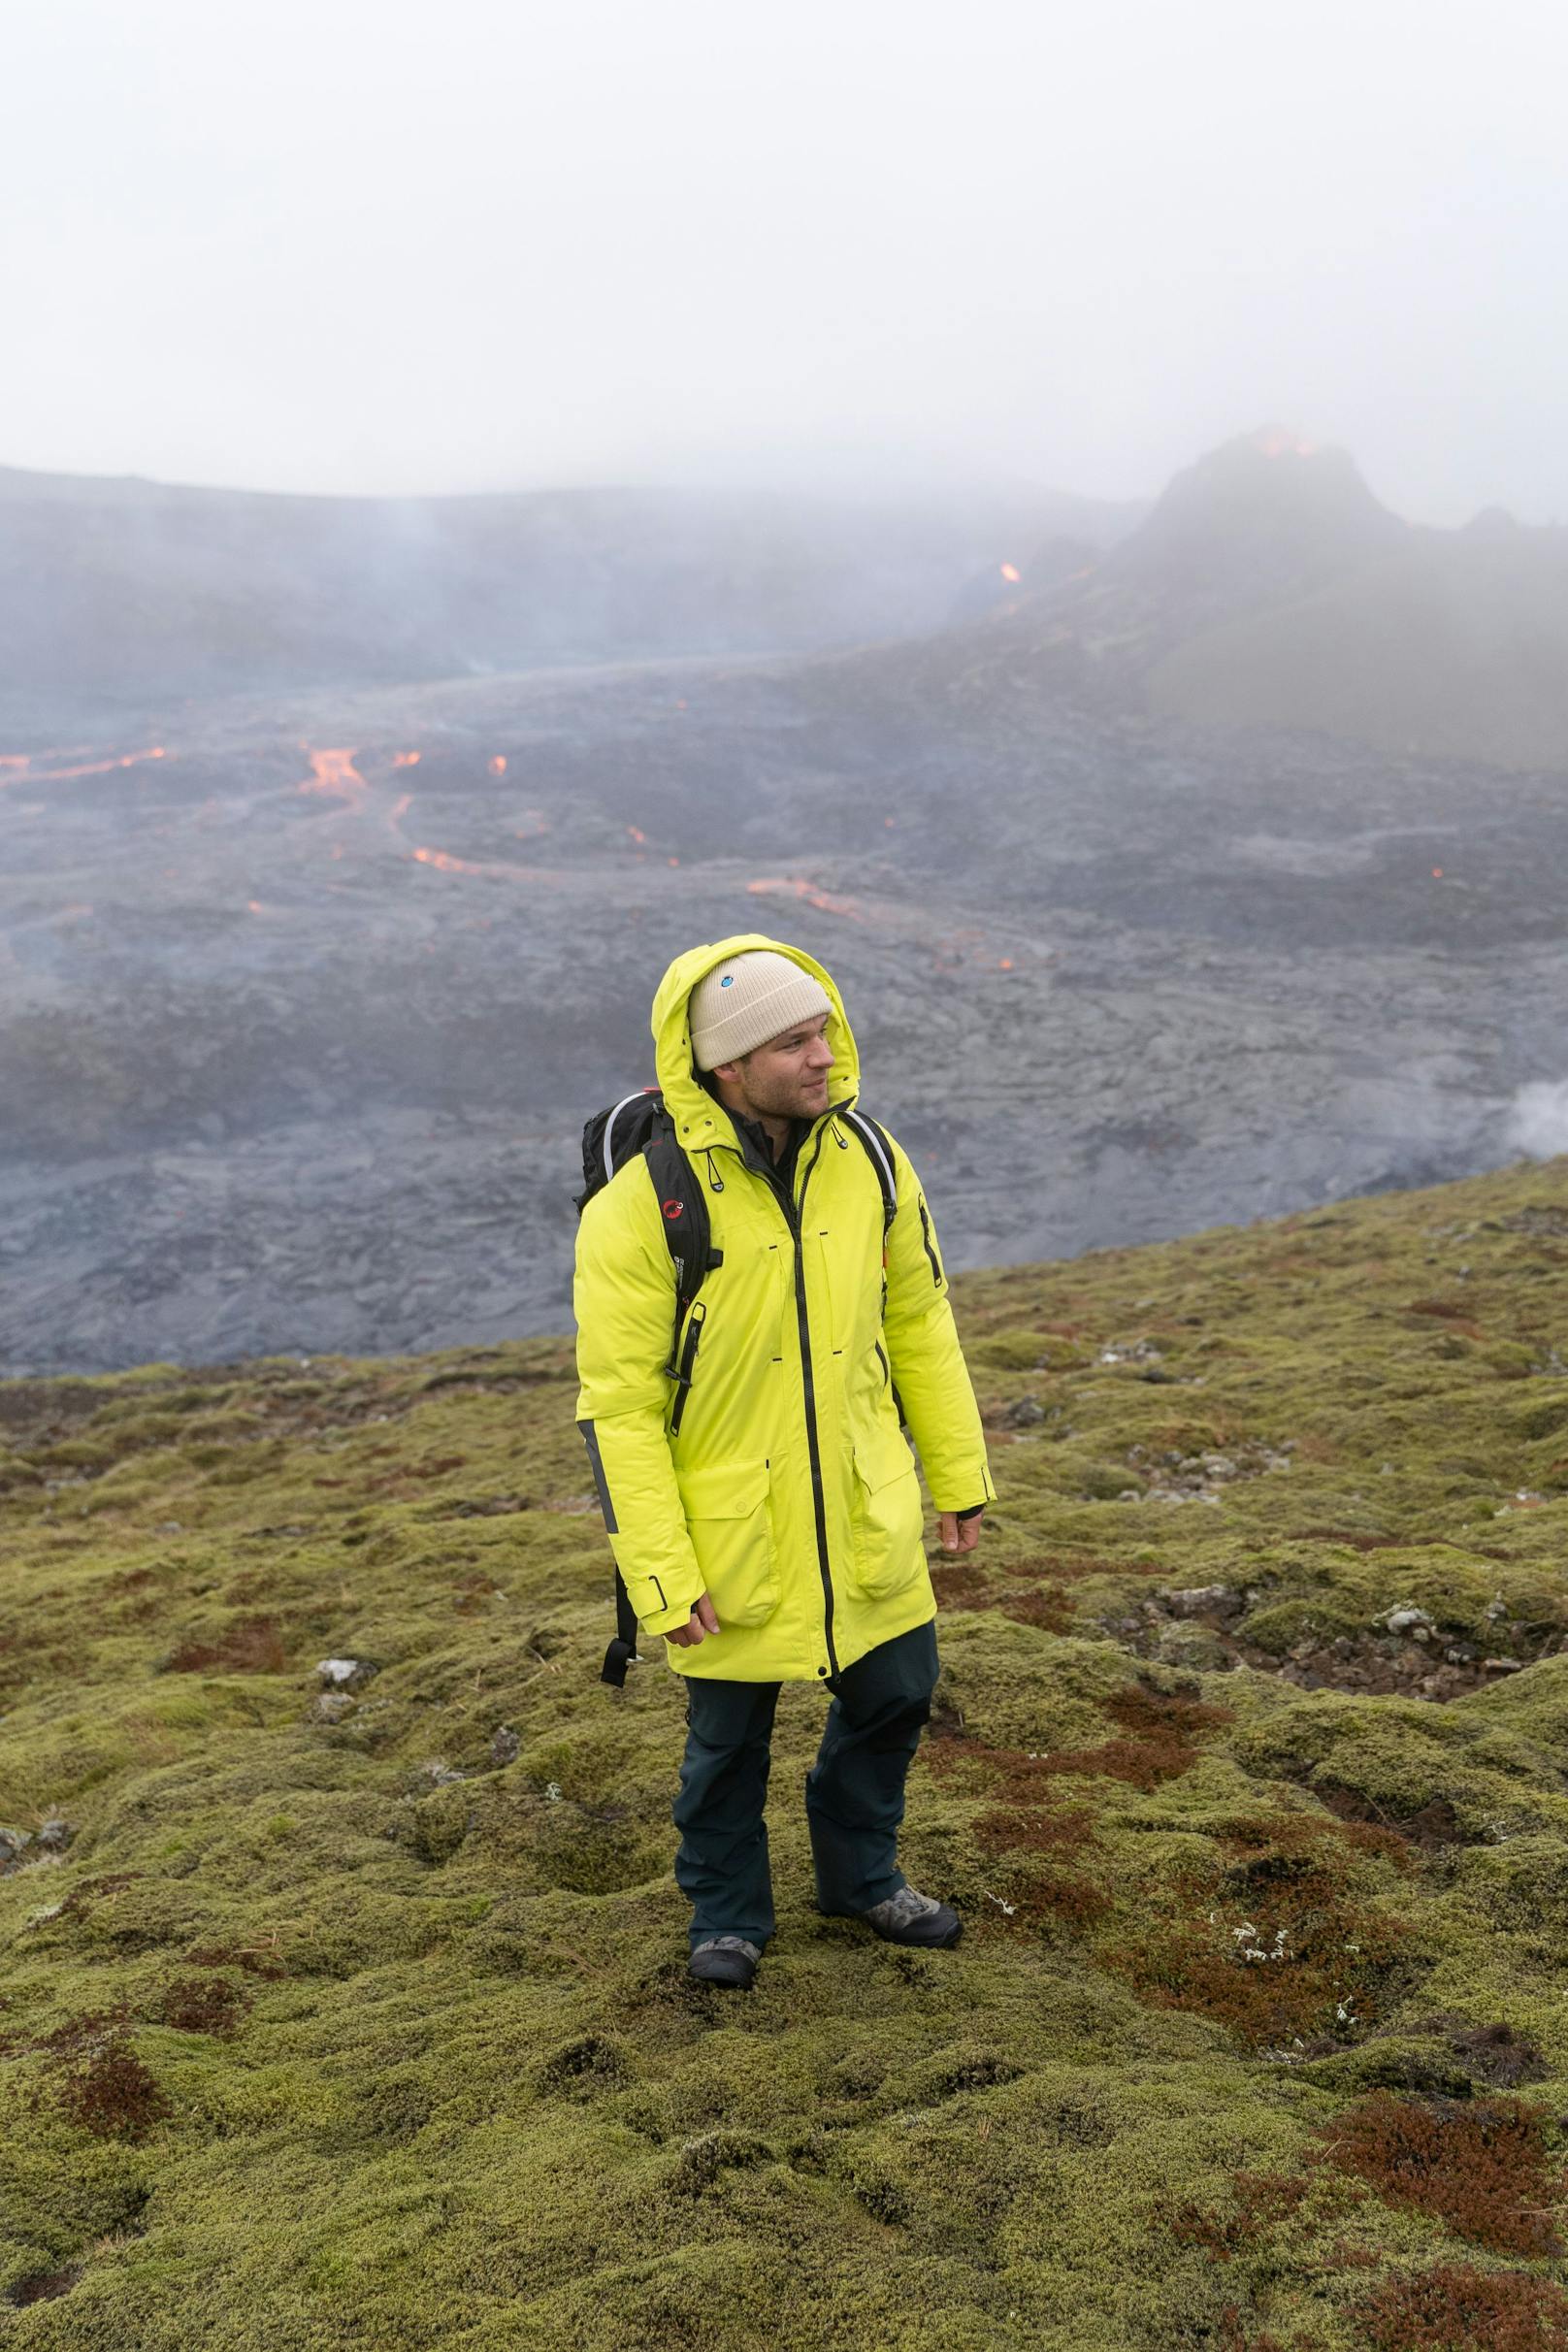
848,1431,925,1601
676,1458,780,1628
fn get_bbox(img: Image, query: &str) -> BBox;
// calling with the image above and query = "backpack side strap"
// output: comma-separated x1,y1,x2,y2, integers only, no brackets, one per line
602,1567,641,1687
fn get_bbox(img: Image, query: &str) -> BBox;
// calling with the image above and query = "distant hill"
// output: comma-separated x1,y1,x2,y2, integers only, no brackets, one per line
6,1152,1568,2344
969,429,1568,769
0,464,1140,703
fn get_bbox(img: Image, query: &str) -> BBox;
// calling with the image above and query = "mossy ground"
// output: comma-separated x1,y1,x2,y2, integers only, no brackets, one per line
6,1162,1568,2347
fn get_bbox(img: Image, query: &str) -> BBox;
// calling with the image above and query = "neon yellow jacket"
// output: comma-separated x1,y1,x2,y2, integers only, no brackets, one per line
572,935,996,1683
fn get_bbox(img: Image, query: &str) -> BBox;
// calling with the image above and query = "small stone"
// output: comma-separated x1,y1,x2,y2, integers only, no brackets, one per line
421,1761,466,1787
1163,1584,1235,1618
1385,1608,1435,1636
0,1827,33,1873
1482,1656,1522,1674
490,1725,521,1767
311,1692,355,1723
317,1656,379,1691
35,1817,73,1853
1003,1396,1046,1427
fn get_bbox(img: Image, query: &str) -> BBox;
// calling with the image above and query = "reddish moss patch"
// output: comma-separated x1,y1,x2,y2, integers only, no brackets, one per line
930,1560,1073,1631
1314,1783,1475,1849
157,1975,251,2035
1015,1552,1162,1583
1321,2093,1562,2256
183,1941,286,1980
1000,1681,1237,1793
1213,2311,1288,2352
1166,2168,1312,2262
1113,1810,1410,2046
57,2037,170,2141
1356,2264,1568,2351
994,1585,1074,1631
9,2268,82,2308
927,1739,1109,1930
165,1617,288,1674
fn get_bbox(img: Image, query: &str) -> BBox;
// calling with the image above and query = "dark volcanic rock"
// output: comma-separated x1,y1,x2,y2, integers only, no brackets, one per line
1,637,1565,1374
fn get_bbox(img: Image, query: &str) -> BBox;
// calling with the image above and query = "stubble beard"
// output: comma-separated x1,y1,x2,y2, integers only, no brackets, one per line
744,1067,832,1126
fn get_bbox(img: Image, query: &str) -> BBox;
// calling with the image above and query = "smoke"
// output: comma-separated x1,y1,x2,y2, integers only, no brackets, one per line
1505,1080,1568,1160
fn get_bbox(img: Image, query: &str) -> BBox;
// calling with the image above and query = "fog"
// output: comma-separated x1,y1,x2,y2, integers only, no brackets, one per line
3,0,1565,522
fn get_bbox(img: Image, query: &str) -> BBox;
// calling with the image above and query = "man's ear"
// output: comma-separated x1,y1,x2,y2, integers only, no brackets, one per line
710,1060,739,1084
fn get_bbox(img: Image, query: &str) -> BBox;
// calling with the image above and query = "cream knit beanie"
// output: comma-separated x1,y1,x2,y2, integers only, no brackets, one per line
688,950,833,1071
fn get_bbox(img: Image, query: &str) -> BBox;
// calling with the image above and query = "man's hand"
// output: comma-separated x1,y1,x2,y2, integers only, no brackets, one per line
938,1508,984,1554
666,1593,721,1648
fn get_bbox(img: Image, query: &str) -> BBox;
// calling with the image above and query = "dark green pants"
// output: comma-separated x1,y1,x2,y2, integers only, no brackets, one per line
672,1619,939,1951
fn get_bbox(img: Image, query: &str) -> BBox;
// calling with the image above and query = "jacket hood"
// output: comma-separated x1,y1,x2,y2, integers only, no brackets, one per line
651,933,861,1153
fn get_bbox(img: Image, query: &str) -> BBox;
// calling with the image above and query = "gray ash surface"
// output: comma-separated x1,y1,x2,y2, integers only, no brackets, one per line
2,647,1565,1375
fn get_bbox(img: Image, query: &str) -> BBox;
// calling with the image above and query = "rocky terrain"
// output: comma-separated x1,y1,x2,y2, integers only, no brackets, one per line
4,429,1567,1377
6,1155,1568,2347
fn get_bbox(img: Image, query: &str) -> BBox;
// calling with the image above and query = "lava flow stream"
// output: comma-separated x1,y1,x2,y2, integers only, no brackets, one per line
0,745,169,788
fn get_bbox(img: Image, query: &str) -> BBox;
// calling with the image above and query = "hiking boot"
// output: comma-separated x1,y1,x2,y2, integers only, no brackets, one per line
688,1936,762,1987
837,1885,962,1948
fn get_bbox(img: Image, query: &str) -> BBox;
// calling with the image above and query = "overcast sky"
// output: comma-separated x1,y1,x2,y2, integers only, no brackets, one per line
3,0,1564,522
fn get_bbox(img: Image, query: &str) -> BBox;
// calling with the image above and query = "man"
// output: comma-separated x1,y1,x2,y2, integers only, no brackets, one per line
572,935,995,1987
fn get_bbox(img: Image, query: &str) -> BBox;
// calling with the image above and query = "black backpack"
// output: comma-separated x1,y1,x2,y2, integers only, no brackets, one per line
575,1087,898,1686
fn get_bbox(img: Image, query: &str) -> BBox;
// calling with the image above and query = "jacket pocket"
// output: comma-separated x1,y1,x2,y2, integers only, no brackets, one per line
675,1457,779,1628
848,1429,926,1601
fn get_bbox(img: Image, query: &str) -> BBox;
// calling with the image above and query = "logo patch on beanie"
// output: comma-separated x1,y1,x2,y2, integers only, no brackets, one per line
719,973,734,987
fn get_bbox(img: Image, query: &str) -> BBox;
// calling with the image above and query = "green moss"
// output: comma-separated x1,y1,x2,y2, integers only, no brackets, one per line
8,1160,1568,2344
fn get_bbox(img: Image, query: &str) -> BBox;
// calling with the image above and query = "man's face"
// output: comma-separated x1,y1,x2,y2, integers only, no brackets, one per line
714,1012,834,1124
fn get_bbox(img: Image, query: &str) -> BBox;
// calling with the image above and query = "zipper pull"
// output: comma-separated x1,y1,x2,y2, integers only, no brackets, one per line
704,1151,725,1192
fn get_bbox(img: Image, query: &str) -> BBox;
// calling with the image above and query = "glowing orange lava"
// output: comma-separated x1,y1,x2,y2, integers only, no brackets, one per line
1432,866,1444,878
999,562,1021,583
3,745,168,787
392,750,421,768
746,876,862,921
1255,428,1319,459
628,825,646,845
298,747,369,813
409,843,554,884
489,755,507,775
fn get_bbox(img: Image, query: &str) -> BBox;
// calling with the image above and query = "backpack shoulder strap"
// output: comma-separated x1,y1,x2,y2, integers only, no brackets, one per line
838,1107,898,1236
641,1115,724,1370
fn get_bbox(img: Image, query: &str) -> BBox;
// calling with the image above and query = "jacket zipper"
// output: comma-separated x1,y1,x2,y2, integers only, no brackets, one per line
754,1125,838,1677
669,1301,704,1436
917,1195,943,1287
